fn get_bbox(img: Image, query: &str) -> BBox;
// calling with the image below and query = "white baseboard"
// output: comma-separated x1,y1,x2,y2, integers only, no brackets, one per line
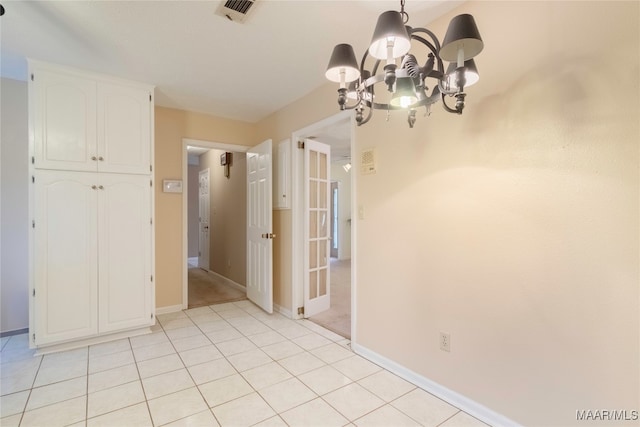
34,327,152,356
205,269,246,293
155,304,184,315
351,343,520,427
273,303,292,319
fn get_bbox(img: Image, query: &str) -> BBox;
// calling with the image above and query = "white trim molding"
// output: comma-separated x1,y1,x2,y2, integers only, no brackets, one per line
351,343,521,427
155,304,184,315
273,303,292,319
203,269,246,293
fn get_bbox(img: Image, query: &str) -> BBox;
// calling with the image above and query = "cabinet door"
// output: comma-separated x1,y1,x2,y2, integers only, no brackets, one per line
34,171,99,345
32,68,98,172
98,174,152,332
98,83,152,175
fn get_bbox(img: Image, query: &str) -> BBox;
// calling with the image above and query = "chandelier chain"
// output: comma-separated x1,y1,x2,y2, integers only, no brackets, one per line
399,0,409,24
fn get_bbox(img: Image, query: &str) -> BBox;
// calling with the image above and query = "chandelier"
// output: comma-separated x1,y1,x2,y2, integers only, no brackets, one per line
325,0,484,128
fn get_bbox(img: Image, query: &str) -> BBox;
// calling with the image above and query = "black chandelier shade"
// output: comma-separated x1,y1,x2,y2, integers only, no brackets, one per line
325,2,484,128
439,14,484,63
325,43,360,85
368,10,411,60
446,59,479,88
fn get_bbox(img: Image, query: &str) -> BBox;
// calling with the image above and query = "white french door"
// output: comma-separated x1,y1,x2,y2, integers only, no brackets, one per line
304,139,331,317
198,168,210,270
246,139,273,313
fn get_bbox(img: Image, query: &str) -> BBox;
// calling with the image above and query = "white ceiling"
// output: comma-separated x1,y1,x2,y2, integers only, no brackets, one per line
0,0,462,124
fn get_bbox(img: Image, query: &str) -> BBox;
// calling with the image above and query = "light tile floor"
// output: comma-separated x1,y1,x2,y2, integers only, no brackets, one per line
0,301,489,427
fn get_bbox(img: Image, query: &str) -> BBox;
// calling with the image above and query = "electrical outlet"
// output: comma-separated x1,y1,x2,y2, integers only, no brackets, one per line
440,332,450,352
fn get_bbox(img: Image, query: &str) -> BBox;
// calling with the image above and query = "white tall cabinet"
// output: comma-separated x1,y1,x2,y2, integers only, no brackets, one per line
28,60,155,352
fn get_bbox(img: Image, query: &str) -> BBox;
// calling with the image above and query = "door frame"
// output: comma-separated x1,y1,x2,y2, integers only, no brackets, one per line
290,110,357,342
181,138,249,310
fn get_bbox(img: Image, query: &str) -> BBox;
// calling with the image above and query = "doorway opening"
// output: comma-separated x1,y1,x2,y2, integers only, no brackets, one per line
291,111,356,340
182,139,250,309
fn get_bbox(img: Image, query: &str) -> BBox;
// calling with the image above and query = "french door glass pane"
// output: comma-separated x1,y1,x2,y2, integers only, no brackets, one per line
310,211,318,238
319,243,328,267
319,153,327,179
319,211,327,238
309,241,317,269
319,268,327,296
310,151,318,178
309,270,318,299
309,181,318,209
319,182,327,209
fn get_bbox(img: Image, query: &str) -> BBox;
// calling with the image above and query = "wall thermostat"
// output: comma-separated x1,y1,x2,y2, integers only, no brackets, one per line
163,180,183,193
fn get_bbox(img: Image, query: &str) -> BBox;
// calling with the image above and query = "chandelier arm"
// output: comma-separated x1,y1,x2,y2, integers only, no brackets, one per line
408,35,438,59
408,34,446,76
441,93,460,114
408,27,442,52
359,50,370,75
342,101,362,111
359,104,374,126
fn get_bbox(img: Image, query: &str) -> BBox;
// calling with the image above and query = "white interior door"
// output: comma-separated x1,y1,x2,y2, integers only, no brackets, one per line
247,139,273,313
198,168,210,270
304,139,331,317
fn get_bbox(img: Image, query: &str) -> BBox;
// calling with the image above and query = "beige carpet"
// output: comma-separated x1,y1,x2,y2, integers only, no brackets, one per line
309,258,351,339
188,267,246,309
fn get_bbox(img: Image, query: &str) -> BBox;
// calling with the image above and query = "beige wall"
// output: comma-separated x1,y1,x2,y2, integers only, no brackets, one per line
199,149,247,286
351,2,638,426
154,106,256,307
0,78,29,333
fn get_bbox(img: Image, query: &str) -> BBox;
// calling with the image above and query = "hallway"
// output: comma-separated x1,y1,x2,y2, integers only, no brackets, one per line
188,267,246,309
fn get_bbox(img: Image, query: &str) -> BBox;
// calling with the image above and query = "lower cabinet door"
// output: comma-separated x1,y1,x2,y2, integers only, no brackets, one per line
97,173,152,332
34,170,99,345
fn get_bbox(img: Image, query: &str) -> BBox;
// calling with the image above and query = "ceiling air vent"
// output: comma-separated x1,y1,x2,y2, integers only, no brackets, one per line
215,0,257,23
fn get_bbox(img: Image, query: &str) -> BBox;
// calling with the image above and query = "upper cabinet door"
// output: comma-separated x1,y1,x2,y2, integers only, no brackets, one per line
32,68,98,172
98,83,152,175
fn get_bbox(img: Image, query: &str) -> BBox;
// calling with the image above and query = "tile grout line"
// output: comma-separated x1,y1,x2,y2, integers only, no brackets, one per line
127,334,156,427
178,305,226,426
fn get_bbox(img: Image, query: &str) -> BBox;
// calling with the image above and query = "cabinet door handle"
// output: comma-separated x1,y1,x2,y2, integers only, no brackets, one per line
91,185,97,190
91,156,97,161
98,185,104,190
98,156,104,161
